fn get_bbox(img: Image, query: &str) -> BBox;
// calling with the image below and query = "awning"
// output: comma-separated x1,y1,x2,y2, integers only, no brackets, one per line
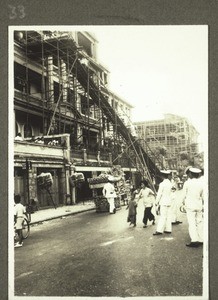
74,166,137,172
73,166,110,172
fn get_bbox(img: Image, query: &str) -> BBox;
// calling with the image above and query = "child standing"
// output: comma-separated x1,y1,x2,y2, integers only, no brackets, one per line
126,189,138,227
14,194,27,248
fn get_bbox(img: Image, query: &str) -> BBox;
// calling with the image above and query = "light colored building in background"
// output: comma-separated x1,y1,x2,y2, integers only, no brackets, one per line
134,114,199,170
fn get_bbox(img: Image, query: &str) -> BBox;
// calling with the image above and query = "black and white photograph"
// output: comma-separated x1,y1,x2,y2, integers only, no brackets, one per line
9,25,208,299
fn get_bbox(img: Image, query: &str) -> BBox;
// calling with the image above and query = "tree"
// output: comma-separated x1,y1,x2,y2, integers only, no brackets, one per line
155,146,167,157
180,151,190,161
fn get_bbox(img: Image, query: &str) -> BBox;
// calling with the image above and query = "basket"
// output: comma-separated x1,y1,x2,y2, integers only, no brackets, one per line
89,183,105,189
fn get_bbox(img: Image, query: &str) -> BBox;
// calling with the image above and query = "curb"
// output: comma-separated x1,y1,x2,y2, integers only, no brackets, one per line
30,207,96,226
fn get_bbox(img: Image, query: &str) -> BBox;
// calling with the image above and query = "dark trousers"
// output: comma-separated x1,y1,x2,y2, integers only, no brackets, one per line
143,207,155,225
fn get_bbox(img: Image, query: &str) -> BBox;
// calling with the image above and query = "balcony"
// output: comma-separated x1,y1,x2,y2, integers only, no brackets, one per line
14,140,132,169
70,148,112,167
14,89,43,108
14,140,64,160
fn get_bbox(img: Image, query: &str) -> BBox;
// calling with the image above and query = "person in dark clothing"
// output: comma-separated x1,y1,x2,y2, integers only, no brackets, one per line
126,190,138,227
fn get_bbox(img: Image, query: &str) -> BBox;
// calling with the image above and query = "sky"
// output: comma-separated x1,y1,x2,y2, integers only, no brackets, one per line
11,25,208,149
88,25,208,149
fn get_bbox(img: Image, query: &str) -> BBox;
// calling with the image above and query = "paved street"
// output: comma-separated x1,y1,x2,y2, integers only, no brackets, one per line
14,193,205,297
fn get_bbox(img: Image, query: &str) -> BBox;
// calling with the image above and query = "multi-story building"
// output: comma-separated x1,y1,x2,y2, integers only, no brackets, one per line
13,30,155,209
134,114,199,170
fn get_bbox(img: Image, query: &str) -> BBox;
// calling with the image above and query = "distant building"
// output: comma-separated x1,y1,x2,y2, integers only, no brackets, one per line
134,114,199,170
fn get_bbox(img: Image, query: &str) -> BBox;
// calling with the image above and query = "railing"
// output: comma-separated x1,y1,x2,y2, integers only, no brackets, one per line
14,140,131,169
14,140,64,158
71,149,83,160
70,148,112,165
14,89,43,107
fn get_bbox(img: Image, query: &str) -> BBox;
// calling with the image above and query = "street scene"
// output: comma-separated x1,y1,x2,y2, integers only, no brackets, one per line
10,27,207,298
14,191,204,297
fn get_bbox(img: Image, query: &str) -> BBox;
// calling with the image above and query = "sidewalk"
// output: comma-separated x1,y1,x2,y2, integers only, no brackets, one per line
30,201,96,225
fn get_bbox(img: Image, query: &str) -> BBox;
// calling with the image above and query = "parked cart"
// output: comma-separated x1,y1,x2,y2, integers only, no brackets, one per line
88,174,121,212
88,181,109,212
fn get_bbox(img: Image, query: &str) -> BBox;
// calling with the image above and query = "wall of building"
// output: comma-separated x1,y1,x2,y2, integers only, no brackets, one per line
13,30,143,209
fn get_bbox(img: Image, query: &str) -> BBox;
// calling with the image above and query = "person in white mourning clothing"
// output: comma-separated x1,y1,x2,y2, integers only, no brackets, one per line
182,167,204,247
170,185,183,225
103,176,117,214
170,170,192,225
198,168,204,185
153,170,173,235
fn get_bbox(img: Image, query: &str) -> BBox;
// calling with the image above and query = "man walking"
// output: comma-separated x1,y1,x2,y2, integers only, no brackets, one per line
153,170,173,236
182,167,204,247
103,176,116,214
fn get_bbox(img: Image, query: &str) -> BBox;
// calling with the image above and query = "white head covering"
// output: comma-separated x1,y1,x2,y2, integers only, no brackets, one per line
189,167,201,174
184,166,192,175
160,170,171,175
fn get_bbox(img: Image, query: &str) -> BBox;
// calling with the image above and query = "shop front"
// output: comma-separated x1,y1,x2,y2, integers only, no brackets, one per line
14,140,68,209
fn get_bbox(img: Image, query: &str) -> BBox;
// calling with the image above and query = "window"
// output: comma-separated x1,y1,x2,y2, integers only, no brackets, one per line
77,33,93,57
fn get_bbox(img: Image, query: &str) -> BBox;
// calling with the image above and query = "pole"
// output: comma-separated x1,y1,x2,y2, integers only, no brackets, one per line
26,158,30,206
46,55,78,136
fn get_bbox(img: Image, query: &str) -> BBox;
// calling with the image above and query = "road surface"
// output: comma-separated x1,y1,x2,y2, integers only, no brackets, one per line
14,194,205,297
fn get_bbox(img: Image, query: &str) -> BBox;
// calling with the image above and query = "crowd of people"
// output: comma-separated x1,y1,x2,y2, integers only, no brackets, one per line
127,167,204,248
14,166,204,249
103,167,204,248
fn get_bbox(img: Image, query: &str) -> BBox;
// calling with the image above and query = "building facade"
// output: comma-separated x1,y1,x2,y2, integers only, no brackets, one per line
13,30,143,209
134,114,199,170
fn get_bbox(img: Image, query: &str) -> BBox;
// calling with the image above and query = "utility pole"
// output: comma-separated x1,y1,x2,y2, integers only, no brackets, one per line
25,158,31,206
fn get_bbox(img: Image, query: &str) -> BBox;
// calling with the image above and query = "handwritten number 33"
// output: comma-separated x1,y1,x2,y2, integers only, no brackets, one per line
8,5,26,19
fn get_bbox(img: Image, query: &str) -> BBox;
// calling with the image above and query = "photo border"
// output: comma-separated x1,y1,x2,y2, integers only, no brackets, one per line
1,1,217,299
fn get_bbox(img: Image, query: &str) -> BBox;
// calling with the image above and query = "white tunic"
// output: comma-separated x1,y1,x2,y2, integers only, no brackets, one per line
138,187,155,208
156,179,173,206
103,182,116,198
14,203,26,218
183,178,203,211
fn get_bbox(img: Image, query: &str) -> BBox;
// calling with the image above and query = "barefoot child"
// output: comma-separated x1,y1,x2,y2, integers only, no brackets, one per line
14,194,27,248
126,189,139,227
